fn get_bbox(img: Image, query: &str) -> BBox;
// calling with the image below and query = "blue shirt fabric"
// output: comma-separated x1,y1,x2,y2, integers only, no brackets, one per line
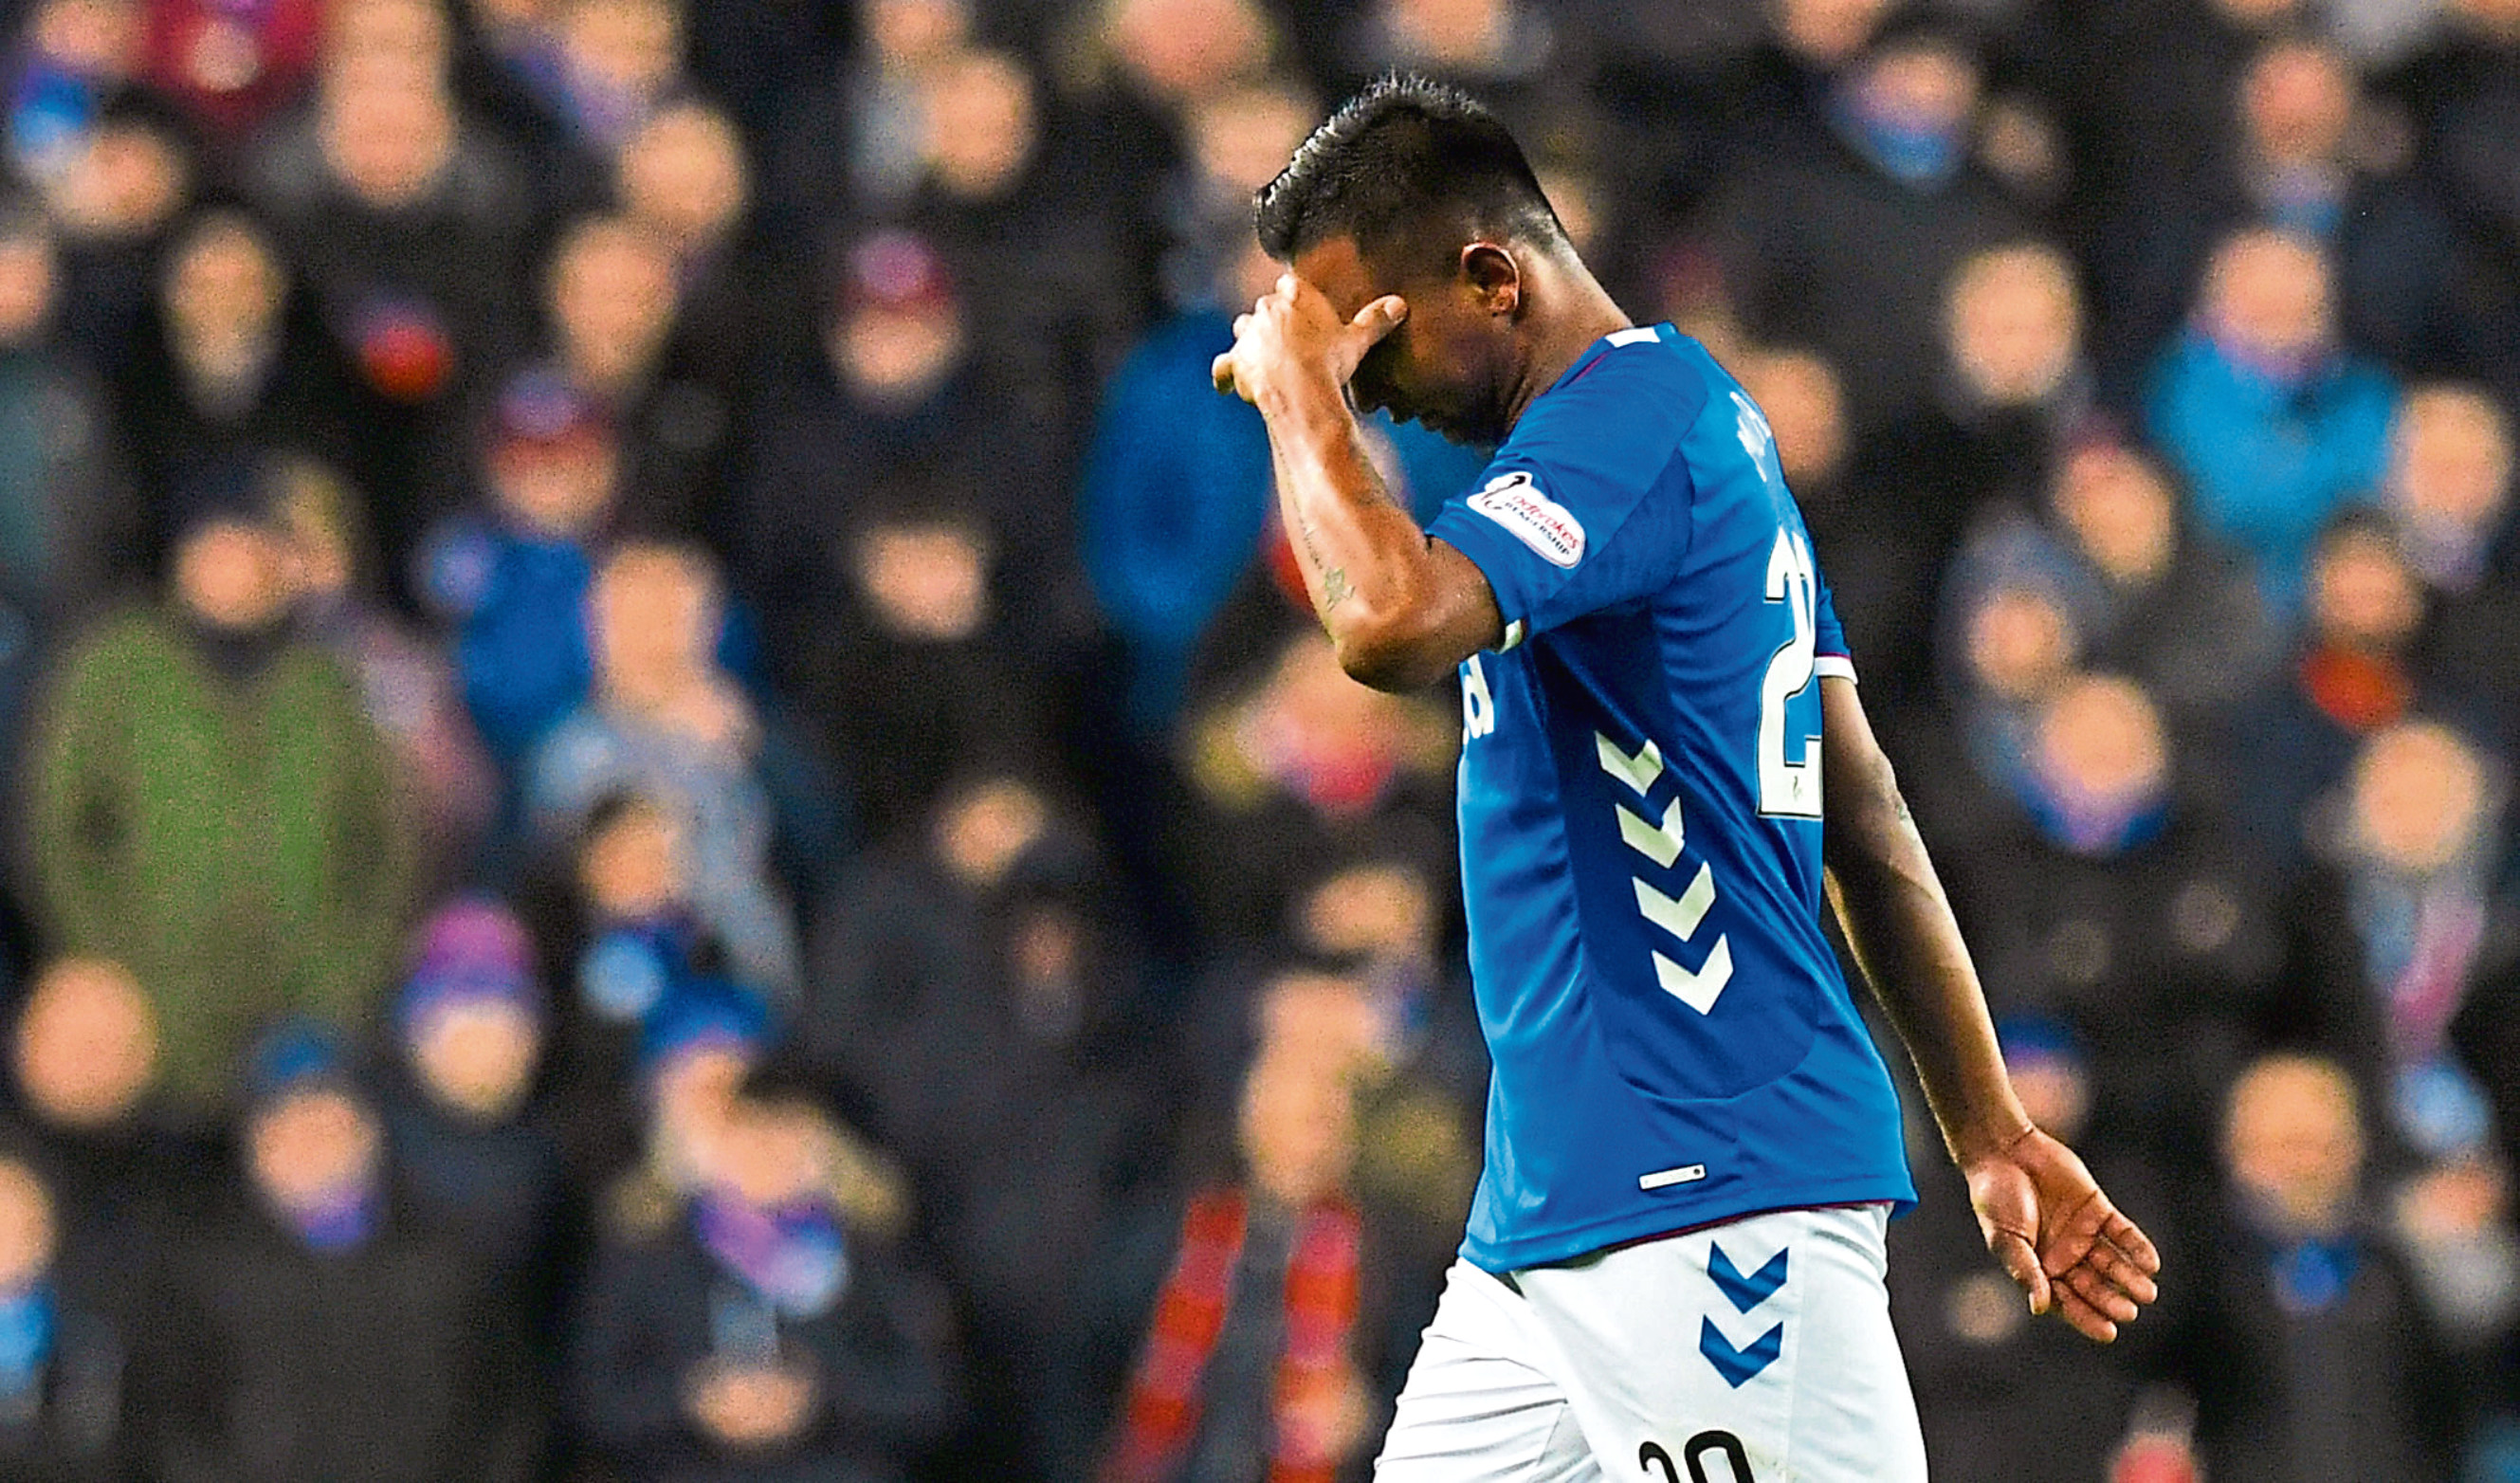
1423,325,1914,1273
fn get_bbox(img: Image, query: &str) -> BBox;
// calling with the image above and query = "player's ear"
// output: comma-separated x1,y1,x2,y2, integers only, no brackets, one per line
1460,243,1520,317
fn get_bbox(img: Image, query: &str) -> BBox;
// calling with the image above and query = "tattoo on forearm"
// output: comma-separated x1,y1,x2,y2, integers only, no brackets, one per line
1323,567,1354,608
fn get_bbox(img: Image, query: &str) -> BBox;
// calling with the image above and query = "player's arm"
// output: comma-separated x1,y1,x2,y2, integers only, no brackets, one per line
1817,676,2162,1343
1213,276,1503,690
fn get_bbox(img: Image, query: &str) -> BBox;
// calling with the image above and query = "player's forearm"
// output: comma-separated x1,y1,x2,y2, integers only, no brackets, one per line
1819,685,2031,1163
1256,381,1457,688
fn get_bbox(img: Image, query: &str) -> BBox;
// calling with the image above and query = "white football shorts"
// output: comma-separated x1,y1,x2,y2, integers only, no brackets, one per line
1375,1202,1927,1483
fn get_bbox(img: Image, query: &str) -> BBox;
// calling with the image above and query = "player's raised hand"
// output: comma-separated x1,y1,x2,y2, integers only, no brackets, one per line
1213,273,1407,406
1963,1126,2162,1344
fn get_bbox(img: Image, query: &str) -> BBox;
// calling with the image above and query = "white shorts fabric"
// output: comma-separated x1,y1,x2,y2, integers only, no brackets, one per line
1375,1203,1927,1483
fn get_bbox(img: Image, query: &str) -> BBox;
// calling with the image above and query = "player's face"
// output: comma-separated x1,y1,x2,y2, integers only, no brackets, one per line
1293,233,1515,448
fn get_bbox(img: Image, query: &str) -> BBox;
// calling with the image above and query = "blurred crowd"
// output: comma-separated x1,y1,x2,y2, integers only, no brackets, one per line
0,0,2502,1477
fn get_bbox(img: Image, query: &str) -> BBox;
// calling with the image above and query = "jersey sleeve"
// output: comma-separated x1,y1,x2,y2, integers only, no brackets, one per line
1814,565,1857,683
1424,355,1706,645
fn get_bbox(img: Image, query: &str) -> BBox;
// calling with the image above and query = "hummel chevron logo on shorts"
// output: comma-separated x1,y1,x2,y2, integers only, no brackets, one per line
1700,1241,1789,1387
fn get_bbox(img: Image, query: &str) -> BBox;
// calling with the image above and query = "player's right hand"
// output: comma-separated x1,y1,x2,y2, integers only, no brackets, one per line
1963,1126,2162,1344
1211,274,1407,407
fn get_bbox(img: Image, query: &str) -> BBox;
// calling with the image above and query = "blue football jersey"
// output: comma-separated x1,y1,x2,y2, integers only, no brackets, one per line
1421,324,1915,1273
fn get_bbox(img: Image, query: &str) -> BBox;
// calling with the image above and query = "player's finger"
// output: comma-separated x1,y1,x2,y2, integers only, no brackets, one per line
2059,1263,2141,1324
2103,1208,2163,1275
1233,313,1253,339
2041,1188,2112,1276
2050,1281,2121,1344
1989,1229,2049,1315
1211,352,1236,394
1349,294,1409,342
2085,1238,2160,1307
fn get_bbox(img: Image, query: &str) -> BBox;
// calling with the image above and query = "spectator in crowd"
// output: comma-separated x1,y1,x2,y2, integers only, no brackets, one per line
624,973,776,1205
2304,723,2520,1414
381,897,571,1332
538,211,737,535
537,209,678,431
759,0,969,233
247,0,532,465
1099,983,1389,1483
1921,545,2086,833
1588,0,1896,275
0,1138,134,1480
1055,0,1281,212
429,367,619,767
46,89,194,368
1170,630,1457,952
528,539,826,996
2169,1052,2464,1481
2146,228,2399,612
2387,383,2515,602
613,98,757,400
2038,439,2280,739
614,96,745,270
6,0,142,192
513,0,685,157
801,768,1175,1479
131,1021,545,1482
1700,12,2034,435
276,455,498,881
1244,953,1479,1399
6,957,206,1331
0,196,129,732
112,209,374,569
1289,857,1484,1118
564,1063,961,1483
1154,79,1312,317
558,790,733,1118
1848,239,2095,700
2234,509,2433,864
2372,0,2520,398
2049,0,2314,377
801,769,1099,1164
137,0,324,144
740,227,1062,651
794,503,1044,851
2386,384,2520,738
2220,36,2463,375
25,479,413,1123
2101,32,2461,383
908,44,1135,474
2304,722,2514,1156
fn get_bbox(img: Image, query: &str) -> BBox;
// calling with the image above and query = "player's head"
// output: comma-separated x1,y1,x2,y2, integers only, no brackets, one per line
1255,75,1573,447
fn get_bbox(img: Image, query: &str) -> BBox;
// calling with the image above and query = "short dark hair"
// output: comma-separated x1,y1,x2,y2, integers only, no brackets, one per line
1253,75,1562,275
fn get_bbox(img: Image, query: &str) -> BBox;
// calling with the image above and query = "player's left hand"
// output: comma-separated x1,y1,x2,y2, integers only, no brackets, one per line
1212,273,1407,408
1963,1125,2162,1344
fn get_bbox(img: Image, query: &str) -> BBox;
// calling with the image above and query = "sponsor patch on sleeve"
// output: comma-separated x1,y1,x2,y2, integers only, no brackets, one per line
1468,471,1585,569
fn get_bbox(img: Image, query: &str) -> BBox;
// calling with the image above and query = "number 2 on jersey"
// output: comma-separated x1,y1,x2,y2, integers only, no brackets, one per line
1757,530,1822,819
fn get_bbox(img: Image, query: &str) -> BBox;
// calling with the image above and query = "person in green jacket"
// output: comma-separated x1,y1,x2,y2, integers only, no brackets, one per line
25,471,415,1122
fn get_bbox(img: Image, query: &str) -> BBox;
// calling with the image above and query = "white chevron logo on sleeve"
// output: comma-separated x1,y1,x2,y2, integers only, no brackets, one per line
1616,798,1686,869
1654,938,1734,1014
1595,733,1663,796
1634,863,1717,943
